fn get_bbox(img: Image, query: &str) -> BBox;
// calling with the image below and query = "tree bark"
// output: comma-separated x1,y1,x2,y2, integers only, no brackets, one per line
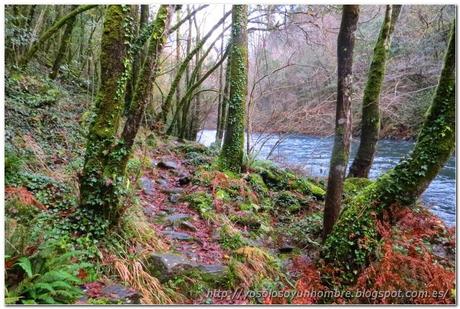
215,5,227,146
348,5,401,178
19,5,97,67
218,5,248,173
322,5,360,240
79,5,131,222
323,22,455,275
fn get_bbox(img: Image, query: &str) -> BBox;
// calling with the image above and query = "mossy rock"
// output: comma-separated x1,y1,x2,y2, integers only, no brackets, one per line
229,212,262,229
246,173,269,197
291,178,326,200
273,191,309,213
184,151,213,166
343,177,373,197
174,141,213,155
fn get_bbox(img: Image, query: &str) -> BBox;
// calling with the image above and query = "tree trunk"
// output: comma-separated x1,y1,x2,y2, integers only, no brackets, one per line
79,5,131,222
158,9,231,127
218,5,248,173
348,5,401,178
322,5,360,240
49,5,78,79
215,5,227,146
19,5,97,67
323,22,455,276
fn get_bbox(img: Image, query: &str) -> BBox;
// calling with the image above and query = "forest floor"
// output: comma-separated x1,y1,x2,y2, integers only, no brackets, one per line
4,67,456,304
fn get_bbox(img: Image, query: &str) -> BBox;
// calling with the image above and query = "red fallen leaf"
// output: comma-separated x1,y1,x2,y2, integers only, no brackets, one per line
85,282,104,298
77,268,88,280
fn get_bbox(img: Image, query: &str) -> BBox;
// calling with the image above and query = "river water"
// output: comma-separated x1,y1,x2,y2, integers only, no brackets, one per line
198,130,456,226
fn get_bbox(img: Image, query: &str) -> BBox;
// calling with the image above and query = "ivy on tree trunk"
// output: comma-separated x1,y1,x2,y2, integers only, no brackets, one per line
323,22,455,280
218,5,248,173
348,5,401,178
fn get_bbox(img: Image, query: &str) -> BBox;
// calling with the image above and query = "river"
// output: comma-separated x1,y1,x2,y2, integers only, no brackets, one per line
197,130,456,226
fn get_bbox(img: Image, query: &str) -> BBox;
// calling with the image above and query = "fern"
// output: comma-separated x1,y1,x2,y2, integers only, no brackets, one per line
6,240,92,304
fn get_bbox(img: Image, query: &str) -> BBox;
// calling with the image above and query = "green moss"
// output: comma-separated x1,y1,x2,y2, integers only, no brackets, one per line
219,224,246,250
343,177,373,198
246,173,269,197
218,5,248,173
184,192,214,221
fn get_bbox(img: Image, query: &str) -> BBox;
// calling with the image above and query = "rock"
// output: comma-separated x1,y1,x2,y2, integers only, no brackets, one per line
198,264,228,281
180,221,197,232
178,176,191,186
163,230,193,241
278,245,295,254
432,244,448,259
144,253,197,282
157,160,178,170
169,193,181,204
101,284,140,304
161,187,184,194
141,177,154,195
165,214,190,225
157,179,168,187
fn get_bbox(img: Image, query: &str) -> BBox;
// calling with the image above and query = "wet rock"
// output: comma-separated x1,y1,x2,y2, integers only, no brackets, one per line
165,214,190,225
178,176,191,186
144,253,197,282
169,193,181,204
198,264,228,281
180,221,197,232
157,179,168,187
141,177,154,195
81,282,140,304
163,230,193,241
278,245,295,254
161,187,184,194
158,161,178,170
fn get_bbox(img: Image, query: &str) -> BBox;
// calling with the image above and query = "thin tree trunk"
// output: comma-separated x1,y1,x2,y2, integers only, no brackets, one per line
218,5,248,173
348,5,401,178
322,5,360,240
20,5,97,67
323,22,455,274
49,5,78,79
215,4,227,146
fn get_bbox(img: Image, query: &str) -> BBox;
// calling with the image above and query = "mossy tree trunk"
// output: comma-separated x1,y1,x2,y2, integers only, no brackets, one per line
80,5,174,226
79,5,132,222
323,22,455,278
322,5,360,240
348,5,402,178
49,5,78,79
19,4,97,67
120,5,174,153
218,5,248,173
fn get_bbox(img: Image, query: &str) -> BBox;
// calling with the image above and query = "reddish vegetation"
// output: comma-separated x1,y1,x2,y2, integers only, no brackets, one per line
264,206,455,305
5,186,47,210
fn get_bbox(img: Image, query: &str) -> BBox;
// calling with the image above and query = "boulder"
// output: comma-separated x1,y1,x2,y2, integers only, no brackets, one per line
140,177,154,196
165,214,190,225
144,253,197,282
180,221,197,232
157,161,178,170
163,230,193,241
168,193,181,204
198,264,228,281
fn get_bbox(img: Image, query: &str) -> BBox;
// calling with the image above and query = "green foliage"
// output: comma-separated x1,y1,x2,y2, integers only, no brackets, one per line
219,225,246,250
273,191,309,214
184,192,215,220
279,212,323,248
246,173,269,197
5,147,25,185
6,240,92,304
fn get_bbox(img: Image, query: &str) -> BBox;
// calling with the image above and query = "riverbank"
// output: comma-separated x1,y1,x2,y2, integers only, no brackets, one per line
198,130,456,226
6,136,455,304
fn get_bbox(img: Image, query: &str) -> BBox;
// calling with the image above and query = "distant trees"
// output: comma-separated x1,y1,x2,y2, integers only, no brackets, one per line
349,5,402,178
219,5,248,173
79,5,174,225
19,5,97,67
324,21,455,272
322,5,360,240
